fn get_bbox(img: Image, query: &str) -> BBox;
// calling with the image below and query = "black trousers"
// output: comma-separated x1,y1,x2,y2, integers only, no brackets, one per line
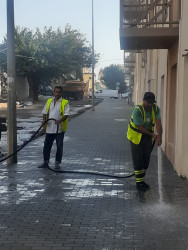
43,132,65,163
130,135,153,183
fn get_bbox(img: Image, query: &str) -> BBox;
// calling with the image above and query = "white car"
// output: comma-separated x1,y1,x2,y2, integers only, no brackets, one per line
121,92,131,99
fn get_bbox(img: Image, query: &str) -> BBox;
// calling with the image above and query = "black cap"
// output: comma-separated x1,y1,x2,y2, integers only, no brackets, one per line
143,92,156,104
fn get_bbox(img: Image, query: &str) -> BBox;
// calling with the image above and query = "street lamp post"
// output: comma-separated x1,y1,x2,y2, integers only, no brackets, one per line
91,0,95,111
7,0,17,163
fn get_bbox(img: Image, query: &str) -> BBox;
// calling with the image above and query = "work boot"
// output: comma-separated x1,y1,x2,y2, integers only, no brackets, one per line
54,161,61,170
38,162,49,168
136,181,150,191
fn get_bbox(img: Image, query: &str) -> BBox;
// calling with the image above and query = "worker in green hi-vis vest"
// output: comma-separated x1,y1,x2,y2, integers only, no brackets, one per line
38,86,69,170
127,92,163,191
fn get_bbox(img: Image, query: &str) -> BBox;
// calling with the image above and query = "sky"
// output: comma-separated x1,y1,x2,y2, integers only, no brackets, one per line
0,0,124,79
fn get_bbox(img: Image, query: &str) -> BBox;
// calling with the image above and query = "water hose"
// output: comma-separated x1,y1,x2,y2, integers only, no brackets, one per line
47,166,135,178
0,119,54,163
0,118,135,179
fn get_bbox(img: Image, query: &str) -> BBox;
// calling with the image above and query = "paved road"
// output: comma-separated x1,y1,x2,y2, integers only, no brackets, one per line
0,98,187,250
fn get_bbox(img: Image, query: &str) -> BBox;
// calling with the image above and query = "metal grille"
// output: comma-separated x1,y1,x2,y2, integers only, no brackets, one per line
122,0,180,28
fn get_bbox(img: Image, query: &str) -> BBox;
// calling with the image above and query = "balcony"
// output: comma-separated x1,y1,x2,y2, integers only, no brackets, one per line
120,0,180,50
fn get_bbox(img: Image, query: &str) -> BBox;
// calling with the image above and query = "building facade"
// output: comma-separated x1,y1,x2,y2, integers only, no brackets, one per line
120,0,188,178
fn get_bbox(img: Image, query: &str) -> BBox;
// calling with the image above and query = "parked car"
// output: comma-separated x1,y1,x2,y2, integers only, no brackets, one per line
121,92,131,99
95,89,119,99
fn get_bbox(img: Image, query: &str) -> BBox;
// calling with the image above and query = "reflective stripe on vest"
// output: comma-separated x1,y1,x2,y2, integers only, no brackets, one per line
45,98,69,132
127,103,157,145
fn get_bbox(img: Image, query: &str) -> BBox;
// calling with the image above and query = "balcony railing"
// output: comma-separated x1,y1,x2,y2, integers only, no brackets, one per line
120,0,180,50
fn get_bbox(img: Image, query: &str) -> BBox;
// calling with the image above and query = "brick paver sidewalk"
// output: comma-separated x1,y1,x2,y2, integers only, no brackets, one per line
0,99,187,250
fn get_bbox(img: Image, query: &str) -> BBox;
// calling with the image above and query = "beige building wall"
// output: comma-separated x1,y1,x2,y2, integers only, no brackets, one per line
133,53,142,104
132,0,188,178
133,50,158,104
83,68,92,92
133,49,165,151
165,42,178,166
175,0,188,177
156,49,168,152
83,68,92,85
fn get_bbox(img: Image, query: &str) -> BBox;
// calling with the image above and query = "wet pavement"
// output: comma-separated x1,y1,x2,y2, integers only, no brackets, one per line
0,98,188,250
0,97,102,150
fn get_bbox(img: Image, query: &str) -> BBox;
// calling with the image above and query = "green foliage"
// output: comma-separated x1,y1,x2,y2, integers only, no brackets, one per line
0,25,99,100
0,44,7,72
14,25,97,77
101,64,126,93
15,27,41,73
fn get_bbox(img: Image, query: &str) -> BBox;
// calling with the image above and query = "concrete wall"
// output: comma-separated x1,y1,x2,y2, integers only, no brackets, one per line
16,76,29,100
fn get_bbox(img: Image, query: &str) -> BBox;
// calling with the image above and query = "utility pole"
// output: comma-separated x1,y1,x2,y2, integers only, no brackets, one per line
91,0,95,111
7,0,17,163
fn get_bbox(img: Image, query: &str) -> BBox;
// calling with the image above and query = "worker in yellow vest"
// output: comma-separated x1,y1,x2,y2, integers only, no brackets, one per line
127,92,162,191
38,86,69,169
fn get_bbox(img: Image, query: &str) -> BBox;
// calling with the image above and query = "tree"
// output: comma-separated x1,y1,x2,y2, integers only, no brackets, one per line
101,64,126,93
0,25,99,101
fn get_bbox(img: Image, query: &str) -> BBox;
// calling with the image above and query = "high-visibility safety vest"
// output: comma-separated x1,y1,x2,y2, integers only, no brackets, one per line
127,103,157,145
44,98,69,132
